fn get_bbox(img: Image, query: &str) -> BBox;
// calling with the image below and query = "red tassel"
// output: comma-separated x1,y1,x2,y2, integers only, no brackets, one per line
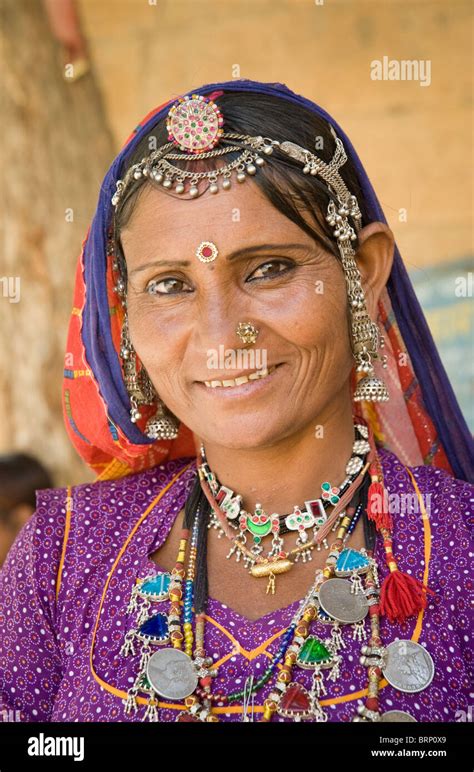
362,425,438,625
367,473,393,531
366,697,379,712
379,569,436,624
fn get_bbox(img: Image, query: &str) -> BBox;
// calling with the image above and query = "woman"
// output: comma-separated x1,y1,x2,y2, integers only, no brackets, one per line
0,79,472,724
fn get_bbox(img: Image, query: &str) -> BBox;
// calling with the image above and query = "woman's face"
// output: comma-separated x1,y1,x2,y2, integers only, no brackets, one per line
121,180,355,449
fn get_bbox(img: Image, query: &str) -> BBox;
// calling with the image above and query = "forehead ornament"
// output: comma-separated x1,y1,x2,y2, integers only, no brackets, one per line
195,241,218,263
166,94,224,154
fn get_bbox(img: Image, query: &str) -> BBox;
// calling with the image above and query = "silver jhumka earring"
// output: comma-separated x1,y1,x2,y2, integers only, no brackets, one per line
119,310,180,440
110,236,179,441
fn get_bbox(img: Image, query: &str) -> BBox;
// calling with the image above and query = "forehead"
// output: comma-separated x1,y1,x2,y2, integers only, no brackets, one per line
120,180,314,262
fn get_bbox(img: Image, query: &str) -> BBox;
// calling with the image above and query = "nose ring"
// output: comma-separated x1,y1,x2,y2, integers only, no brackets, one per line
236,321,259,345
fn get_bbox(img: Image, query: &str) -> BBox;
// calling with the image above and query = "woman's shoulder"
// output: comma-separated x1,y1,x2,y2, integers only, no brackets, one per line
378,446,473,539
34,454,197,516
378,446,473,502
0,455,197,589
377,448,473,691
75,454,195,500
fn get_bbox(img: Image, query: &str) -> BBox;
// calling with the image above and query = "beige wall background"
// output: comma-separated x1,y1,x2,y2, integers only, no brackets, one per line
79,0,473,270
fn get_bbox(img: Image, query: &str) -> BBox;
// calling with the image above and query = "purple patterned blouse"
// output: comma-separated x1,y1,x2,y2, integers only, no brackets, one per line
0,449,472,723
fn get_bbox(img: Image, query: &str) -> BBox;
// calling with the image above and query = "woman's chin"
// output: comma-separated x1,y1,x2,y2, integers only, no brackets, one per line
189,413,303,452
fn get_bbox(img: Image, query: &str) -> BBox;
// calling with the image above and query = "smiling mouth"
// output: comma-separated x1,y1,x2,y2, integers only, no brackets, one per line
202,364,278,389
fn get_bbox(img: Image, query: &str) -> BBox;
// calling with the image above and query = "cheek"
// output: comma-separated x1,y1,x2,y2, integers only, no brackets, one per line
298,283,353,394
281,271,350,354
126,300,184,373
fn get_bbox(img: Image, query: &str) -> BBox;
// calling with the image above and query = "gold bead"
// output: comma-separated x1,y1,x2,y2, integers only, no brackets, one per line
263,698,277,710
263,705,276,721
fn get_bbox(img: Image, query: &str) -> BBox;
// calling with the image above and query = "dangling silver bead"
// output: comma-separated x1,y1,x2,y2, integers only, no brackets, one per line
246,164,256,175
236,172,246,183
162,178,173,189
209,182,219,194
189,185,199,197
130,406,141,423
222,179,231,190
255,156,265,167
175,182,185,194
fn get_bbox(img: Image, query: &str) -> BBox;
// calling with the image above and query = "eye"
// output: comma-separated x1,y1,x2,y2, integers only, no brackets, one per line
247,259,295,282
146,277,193,295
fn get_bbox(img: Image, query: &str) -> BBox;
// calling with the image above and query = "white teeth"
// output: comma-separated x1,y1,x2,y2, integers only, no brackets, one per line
204,365,275,388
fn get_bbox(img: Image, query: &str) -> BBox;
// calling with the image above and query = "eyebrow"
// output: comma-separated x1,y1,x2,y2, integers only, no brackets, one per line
128,243,311,276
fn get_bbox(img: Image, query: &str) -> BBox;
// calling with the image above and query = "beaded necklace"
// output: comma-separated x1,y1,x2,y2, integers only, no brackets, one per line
122,467,377,720
120,425,435,722
198,454,371,595
199,423,370,550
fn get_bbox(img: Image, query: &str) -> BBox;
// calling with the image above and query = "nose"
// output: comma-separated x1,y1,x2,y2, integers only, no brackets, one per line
194,281,250,340
191,290,261,374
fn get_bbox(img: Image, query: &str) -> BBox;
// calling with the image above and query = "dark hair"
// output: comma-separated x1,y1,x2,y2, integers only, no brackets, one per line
0,452,53,524
111,91,369,282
